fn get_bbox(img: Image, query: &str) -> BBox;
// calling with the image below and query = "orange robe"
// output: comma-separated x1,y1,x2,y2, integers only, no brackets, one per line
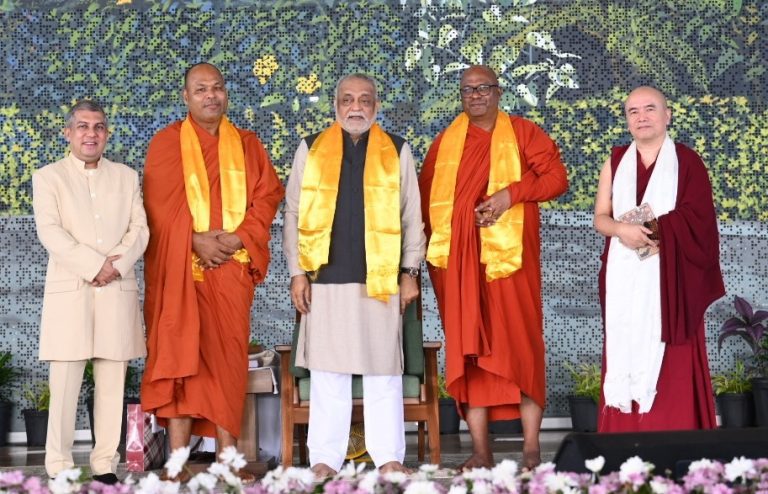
419,116,567,420
141,117,284,438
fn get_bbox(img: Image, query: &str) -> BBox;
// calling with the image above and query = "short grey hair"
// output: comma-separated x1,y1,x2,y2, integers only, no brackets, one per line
65,100,107,128
334,73,379,102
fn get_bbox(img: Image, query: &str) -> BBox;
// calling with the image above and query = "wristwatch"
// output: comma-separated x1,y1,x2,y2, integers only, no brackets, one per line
400,267,420,278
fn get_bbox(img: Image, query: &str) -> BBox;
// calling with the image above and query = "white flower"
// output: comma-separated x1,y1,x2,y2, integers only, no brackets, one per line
447,485,467,494
135,472,162,494
462,467,492,481
337,461,367,479
164,446,191,478
261,466,314,493
492,459,519,491
218,446,247,471
619,456,652,483
534,462,557,475
650,479,669,494
544,472,578,494
724,456,755,482
48,468,83,494
404,480,442,494
357,470,381,493
208,462,230,477
585,456,605,474
188,472,218,493
158,481,182,494
472,479,493,494
291,466,317,487
221,470,241,487
420,464,439,474
688,458,717,473
492,458,519,479
382,470,410,484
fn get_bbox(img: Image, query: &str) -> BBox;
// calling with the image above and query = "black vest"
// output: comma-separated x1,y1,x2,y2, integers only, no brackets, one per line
304,129,405,284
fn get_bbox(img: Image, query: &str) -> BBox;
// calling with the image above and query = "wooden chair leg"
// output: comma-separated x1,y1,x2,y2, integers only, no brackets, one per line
427,413,441,465
282,419,294,467
417,421,426,462
298,424,308,465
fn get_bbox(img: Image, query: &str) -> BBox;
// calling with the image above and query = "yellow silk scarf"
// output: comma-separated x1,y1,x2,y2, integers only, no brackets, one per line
298,122,401,301
181,115,250,281
427,111,525,280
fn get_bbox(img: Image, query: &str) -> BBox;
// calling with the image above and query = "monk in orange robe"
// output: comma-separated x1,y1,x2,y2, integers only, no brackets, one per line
141,63,283,478
419,66,567,470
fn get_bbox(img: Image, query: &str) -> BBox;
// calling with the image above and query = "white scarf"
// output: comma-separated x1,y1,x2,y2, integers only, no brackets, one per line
604,134,678,413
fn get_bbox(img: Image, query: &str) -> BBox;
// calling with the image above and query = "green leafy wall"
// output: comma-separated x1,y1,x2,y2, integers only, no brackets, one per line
0,0,765,220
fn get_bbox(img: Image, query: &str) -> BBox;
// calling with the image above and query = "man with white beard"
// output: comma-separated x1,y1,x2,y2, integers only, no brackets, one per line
283,73,425,477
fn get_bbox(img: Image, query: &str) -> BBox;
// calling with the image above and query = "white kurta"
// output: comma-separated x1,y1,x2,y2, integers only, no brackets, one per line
283,138,426,376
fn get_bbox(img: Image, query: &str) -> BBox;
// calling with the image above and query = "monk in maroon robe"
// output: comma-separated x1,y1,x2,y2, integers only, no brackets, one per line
593,86,724,432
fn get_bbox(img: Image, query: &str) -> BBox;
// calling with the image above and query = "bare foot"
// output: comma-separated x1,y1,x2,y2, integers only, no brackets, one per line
458,452,494,471
522,450,541,470
159,469,191,483
235,469,257,484
311,463,337,480
379,461,413,475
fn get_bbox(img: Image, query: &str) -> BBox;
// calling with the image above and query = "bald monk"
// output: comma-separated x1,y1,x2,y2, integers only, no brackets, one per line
593,86,724,432
141,62,284,480
419,65,568,470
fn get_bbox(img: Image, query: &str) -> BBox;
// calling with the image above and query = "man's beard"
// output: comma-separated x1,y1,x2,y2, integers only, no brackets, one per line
337,110,375,135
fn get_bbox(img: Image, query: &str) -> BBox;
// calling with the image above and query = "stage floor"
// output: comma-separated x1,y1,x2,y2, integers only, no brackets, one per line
0,430,570,479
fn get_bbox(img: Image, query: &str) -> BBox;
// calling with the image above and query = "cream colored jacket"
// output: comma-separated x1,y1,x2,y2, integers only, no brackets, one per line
32,153,149,361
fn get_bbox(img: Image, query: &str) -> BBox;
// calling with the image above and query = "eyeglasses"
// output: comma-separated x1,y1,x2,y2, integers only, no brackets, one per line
339,96,375,108
460,84,499,97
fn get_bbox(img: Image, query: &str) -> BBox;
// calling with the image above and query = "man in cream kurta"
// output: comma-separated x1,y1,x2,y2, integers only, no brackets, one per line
33,100,148,483
283,74,425,477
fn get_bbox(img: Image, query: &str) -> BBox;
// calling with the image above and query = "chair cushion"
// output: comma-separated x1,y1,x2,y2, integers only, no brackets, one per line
298,375,421,401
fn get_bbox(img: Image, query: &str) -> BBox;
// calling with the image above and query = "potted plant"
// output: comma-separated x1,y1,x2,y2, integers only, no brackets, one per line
0,351,20,446
717,295,768,426
565,362,600,432
23,381,50,447
84,361,141,446
712,360,754,428
437,374,460,434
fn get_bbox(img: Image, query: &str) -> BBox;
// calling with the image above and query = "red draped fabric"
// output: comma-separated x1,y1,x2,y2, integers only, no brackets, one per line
141,117,283,437
420,116,567,420
597,143,724,432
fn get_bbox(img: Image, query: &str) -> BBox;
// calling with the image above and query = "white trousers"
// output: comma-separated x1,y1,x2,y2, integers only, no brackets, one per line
307,369,405,471
46,359,126,477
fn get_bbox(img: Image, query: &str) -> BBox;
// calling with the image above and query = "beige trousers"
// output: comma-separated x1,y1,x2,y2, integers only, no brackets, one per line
45,359,126,477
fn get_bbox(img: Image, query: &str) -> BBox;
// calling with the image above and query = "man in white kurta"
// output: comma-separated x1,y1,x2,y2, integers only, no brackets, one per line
33,100,148,483
283,74,425,477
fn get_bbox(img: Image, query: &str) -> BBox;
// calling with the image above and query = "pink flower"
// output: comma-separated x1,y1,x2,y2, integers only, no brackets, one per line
0,470,25,486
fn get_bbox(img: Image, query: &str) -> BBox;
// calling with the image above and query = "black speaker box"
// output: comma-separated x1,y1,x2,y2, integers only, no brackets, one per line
554,428,768,478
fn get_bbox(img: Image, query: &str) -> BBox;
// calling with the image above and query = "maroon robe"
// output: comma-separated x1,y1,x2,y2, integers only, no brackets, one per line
597,143,724,432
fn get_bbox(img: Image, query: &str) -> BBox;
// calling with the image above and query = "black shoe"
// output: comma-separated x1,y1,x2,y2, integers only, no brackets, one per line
92,473,119,485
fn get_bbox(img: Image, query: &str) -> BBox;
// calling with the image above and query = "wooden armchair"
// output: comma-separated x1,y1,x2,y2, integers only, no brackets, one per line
276,295,441,466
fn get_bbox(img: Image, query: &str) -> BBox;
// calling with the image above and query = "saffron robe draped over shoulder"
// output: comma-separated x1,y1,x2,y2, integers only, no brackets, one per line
419,115,568,420
597,143,724,432
141,117,284,438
